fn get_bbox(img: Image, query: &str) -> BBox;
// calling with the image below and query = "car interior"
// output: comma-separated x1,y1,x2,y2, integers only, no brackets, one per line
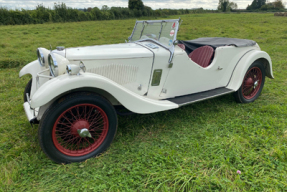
177,37,256,68
177,44,214,68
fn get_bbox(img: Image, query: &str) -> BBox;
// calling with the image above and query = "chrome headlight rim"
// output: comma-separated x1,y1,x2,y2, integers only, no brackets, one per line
37,48,45,67
66,62,86,76
66,65,72,75
79,61,86,73
48,54,58,77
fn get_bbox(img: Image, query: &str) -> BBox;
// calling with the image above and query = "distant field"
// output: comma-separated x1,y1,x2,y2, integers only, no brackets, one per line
0,13,287,191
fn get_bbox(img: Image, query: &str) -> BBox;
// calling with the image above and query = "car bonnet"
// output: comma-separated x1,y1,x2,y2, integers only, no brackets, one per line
65,43,153,61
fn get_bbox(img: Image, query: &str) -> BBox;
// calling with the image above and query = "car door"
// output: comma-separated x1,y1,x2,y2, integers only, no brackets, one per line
160,46,252,98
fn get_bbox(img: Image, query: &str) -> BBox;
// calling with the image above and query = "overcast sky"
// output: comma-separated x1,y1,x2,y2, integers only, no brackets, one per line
0,0,258,10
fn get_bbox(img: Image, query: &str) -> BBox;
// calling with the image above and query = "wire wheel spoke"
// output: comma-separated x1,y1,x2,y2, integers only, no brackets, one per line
52,103,109,157
242,67,262,99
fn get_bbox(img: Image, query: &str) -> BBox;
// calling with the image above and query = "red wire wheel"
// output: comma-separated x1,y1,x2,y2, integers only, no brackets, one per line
241,67,263,100
52,104,109,157
233,61,265,103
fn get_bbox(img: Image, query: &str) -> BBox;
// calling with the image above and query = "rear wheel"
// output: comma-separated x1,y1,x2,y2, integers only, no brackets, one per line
38,92,118,164
234,61,265,103
23,79,32,102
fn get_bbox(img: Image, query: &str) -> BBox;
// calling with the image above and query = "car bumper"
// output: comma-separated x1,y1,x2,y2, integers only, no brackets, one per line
23,102,37,123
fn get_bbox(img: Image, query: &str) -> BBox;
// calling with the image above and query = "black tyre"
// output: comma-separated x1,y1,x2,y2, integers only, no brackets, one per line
38,92,118,164
233,61,265,103
23,79,32,102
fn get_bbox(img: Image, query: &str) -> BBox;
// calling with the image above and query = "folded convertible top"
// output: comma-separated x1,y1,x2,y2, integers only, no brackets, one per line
182,37,256,47
178,37,257,54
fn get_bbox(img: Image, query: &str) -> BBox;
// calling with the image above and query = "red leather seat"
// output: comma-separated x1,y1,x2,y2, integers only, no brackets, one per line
188,46,214,68
178,44,185,50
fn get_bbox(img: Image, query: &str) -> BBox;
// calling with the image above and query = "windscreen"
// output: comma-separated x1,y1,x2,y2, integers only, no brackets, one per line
130,21,178,48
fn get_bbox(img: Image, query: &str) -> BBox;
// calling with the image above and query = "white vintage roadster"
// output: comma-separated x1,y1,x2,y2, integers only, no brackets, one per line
20,19,274,163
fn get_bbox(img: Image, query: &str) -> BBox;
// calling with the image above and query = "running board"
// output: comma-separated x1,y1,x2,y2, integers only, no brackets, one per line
167,88,234,106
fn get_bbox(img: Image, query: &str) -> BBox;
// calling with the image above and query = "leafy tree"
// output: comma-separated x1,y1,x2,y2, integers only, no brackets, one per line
101,5,110,11
217,0,238,12
229,2,238,10
128,0,144,10
249,0,266,9
273,0,285,9
54,2,68,21
248,0,284,10
246,4,251,10
90,7,102,20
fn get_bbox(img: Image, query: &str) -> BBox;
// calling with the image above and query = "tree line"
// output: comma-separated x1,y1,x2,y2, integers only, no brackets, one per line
247,0,285,11
0,2,210,26
217,0,285,12
217,0,238,12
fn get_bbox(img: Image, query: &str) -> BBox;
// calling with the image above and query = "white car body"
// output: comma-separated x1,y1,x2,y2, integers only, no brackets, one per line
19,18,274,163
20,18,274,122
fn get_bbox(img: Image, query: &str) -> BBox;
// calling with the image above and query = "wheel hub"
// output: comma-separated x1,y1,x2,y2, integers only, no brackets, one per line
254,80,259,89
71,120,90,136
242,67,263,100
77,128,92,138
246,77,254,86
52,103,110,157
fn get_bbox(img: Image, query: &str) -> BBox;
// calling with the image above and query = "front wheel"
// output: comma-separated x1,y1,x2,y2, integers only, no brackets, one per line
233,61,265,103
38,92,118,164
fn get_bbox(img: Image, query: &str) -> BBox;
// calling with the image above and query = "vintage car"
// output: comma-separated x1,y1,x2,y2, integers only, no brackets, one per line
20,18,274,163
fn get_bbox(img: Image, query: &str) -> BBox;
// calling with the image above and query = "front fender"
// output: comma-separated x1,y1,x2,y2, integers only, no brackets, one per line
19,60,45,98
227,50,274,91
30,73,178,114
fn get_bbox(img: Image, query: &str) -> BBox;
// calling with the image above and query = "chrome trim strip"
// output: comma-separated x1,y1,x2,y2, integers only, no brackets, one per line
226,49,255,87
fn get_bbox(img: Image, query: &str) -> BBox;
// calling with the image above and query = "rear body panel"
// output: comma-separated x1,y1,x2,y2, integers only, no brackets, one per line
160,45,259,98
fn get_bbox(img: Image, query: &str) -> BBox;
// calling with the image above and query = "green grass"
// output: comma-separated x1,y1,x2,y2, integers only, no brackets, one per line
1,13,287,191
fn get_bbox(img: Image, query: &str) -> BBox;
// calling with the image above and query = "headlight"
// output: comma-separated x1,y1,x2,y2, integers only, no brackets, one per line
37,48,50,67
48,53,69,77
48,54,58,76
66,61,86,75
66,64,80,75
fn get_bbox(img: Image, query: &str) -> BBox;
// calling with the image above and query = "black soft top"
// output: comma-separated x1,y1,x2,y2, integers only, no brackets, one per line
178,37,256,55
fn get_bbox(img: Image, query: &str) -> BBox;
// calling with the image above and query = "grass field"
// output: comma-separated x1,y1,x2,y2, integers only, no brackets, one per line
1,13,287,191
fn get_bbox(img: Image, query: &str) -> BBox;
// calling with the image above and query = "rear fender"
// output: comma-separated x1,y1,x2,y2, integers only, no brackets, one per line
227,50,274,91
31,73,178,114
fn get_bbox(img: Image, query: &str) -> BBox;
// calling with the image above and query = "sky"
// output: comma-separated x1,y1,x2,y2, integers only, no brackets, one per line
0,0,259,10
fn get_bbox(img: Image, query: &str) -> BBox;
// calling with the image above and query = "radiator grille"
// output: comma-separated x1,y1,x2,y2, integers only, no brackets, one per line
87,64,139,85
